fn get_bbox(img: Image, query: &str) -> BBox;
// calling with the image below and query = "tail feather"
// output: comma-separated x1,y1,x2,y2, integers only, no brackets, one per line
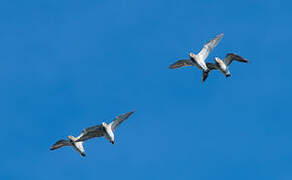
202,69,210,82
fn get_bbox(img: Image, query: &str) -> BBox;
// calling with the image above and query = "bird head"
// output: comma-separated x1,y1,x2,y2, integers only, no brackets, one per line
214,57,222,63
189,52,196,58
101,122,107,127
67,135,76,142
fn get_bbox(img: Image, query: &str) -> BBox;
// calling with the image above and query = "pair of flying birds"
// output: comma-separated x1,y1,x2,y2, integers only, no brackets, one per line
169,33,250,82
51,33,250,157
50,111,135,157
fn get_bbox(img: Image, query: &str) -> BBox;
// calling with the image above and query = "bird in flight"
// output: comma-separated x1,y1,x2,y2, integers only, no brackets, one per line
50,111,135,157
206,53,250,79
169,33,224,82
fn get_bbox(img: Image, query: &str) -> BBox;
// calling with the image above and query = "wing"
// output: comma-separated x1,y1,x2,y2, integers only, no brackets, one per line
76,125,105,142
109,111,135,131
206,62,218,70
198,33,224,61
50,139,71,150
168,60,193,69
224,53,249,66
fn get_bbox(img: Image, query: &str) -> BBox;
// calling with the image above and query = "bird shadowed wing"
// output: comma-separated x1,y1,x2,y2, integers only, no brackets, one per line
206,62,218,70
224,53,249,66
50,139,71,150
76,125,105,142
168,60,193,69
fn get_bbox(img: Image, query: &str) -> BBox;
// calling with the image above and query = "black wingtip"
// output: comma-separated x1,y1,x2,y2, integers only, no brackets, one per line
127,111,136,115
168,64,176,69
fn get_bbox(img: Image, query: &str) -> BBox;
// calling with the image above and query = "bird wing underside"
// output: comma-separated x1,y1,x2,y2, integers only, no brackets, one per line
50,139,71,150
110,111,135,131
76,125,105,142
169,60,193,69
224,53,249,66
206,62,218,70
198,33,224,61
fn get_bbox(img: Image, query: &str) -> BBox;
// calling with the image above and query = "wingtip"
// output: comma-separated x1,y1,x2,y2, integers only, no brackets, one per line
50,146,58,151
218,33,224,37
202,78,207,83
168,64,176,69
129,110,136,114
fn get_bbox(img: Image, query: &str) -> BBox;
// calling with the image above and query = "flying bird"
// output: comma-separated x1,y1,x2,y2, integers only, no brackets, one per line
50,136,86,157
50,111,135,157
205,53,250,79
169,33,224,82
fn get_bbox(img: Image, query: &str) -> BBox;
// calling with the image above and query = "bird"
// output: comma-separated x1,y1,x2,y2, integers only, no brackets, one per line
169,33,224,82
50,111,135,157
50,136,86,157
205,53,250,80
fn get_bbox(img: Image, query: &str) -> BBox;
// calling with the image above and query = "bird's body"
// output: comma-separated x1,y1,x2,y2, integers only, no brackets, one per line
169,33,224,82
206,53,249,79
50,111,135,157
68,136,86,157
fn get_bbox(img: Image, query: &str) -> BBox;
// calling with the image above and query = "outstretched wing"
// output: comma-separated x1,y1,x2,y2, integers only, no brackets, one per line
198,33,224,61
76,125,105,142
206,62,218,70
50,139,71,150
224,53,249,66
168,60,193,69
109,111,135,131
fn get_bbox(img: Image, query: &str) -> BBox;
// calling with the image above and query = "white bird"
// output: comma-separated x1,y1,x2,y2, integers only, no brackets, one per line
205,53,250,80
50,111,135,157
169,33,224,82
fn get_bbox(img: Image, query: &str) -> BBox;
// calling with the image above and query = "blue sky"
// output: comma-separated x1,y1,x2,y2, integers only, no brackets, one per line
1,0,292,179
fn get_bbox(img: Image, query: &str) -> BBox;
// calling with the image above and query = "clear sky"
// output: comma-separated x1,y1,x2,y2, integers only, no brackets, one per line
1,0,292,179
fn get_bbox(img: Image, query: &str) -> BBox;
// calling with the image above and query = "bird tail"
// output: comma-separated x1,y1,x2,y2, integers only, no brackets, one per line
202,69,210,82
